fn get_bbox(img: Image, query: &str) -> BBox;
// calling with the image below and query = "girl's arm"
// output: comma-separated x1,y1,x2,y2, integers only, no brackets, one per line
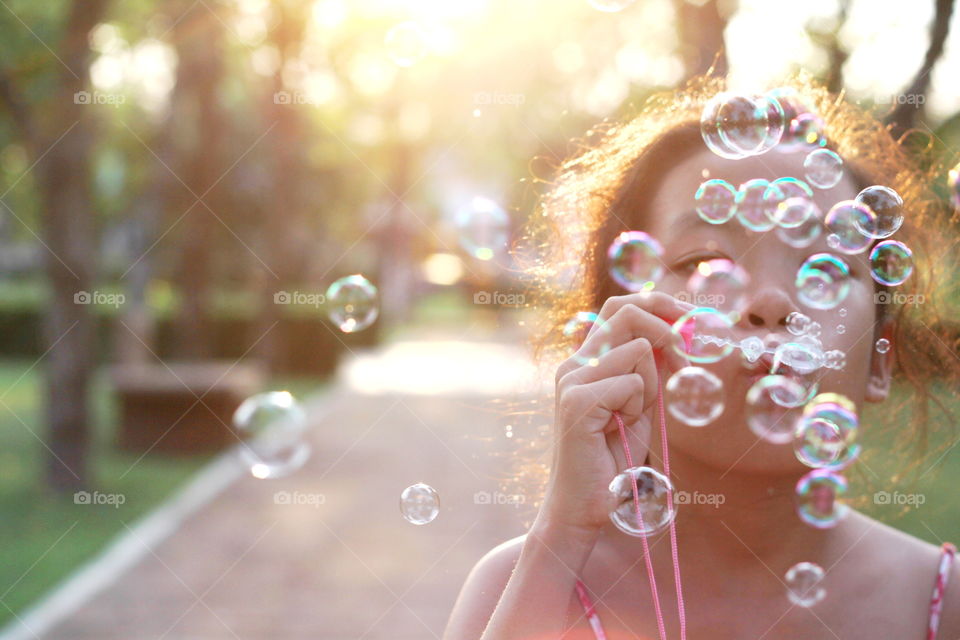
443,515,600,639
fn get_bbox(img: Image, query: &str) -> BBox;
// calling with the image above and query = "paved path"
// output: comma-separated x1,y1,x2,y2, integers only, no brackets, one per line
43,324,544,639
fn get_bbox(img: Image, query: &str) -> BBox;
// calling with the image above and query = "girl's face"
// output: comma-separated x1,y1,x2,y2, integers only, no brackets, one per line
642,146,892,475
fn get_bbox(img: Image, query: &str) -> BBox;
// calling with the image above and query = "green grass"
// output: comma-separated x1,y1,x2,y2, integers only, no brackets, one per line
0,360,327,628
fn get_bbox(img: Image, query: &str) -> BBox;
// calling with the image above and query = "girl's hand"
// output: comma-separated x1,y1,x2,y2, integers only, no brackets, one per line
537,292,694,537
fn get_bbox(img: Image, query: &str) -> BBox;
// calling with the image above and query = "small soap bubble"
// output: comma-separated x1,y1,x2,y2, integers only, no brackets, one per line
746,375,806,444
875,338,891,354
608,466,677,537
803,149,844,189
786,311,812,336
795,394,859,469
785,562,826,607
796,253,851,310
869,240,913,286
400,483,439,525
564,311,612,367
823,349,846,369
824,201,877,254
775,197,817,229
666,366,725,427
838,308,847,317
835,325,846,335
672,307,735,364
736,179,780,232
233,391,310,479
777,209,822,247
608,231,665,292
795,468,848,528
326,274,379,333
855,185,904,239
788,112,827,149
694,179,737,224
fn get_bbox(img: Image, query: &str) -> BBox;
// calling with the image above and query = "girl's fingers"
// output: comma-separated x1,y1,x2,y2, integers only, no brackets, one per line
576,300,690,373
557,373,647,438
560,337,659,412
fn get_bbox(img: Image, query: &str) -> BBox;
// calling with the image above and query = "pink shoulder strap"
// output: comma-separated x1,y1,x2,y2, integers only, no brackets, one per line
574,578,607,640
927,541,956,640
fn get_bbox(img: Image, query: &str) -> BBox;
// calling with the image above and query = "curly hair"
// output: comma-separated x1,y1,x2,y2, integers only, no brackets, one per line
502,71,960,527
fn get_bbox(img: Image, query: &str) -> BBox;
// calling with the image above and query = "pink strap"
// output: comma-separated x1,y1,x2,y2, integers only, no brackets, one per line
573,353,687,640
927,542,956,640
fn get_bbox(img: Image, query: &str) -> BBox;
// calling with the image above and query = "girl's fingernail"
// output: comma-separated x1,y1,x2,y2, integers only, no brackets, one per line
676,299,696,311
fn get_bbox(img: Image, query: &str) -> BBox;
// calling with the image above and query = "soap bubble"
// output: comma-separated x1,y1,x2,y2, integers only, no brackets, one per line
803,149,844,189
787,112,827,149
400,483,440,524
684,258,750,313
823,349,846,370
795,395,859,469
796,253,851,310
777,206,822,247
786,311,813,336
326,274,379,332
233,391,310,479
736,179,781,231
795,468,848,528
875,338,891,354
700,93,784,159
855,185,903,239
672,307,735,364
608,231,665,292
666,366,725,427
694,179,737,224
869,240,913,286
771,176,815,200
385,21,428,67
785,562,826,607
772,341,823,376
775,197,818,229
564,311,612,367
746,375,806,444
824,201,877,254
609,466,677,537
454,196,510,261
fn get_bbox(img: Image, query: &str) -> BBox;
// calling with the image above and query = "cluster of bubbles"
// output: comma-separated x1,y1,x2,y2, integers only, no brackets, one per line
326,274,380,333
400,482,440,525
232,391,311,479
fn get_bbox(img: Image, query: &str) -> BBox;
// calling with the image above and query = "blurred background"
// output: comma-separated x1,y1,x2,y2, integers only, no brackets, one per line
0,0,958,638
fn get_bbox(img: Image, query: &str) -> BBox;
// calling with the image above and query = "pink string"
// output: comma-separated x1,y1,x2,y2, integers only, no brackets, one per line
612,352,686,640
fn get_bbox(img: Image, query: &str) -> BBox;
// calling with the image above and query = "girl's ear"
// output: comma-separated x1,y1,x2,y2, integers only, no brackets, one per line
865,314,895,403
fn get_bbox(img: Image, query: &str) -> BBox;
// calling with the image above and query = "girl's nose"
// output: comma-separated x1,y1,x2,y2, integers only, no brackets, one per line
741,286,796,330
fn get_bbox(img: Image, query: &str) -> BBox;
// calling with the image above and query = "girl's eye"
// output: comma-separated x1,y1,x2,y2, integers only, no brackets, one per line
671,254,731,275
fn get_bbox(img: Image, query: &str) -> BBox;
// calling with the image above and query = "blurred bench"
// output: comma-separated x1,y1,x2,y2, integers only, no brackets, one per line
111,360,265,454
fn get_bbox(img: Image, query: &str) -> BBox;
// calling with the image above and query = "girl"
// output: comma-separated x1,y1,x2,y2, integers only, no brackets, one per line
443,74,960,639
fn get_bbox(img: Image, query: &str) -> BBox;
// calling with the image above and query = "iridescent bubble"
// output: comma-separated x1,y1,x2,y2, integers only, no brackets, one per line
803,149,844,189
695,179,737,224
608,231,664,292
795,395,859,469
385,21,428,67
788,112,827,149
777,209,823,248
746,375,806,444
785,562,826,607
771,176,814,200
823,349,846,369
666,366,725,427
326,275,379,333
824,201,877,254
233,391,310,479
949,164,960,209
700,94,743,160
587,0,637,11
736,179,780,232
608,466,676,537
400,482,439,525
752,94,787,154
795,468,848,528
869,240,913,286
796,253,850,310
786,311,812,336
740,335,765,363
855,185,903,239
775,197,818,229
700,93,783,159
772,341,824,377
564,311,612,367
454,196,510,261
685,258,750,313
672,307,735,364
875,338,891,354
